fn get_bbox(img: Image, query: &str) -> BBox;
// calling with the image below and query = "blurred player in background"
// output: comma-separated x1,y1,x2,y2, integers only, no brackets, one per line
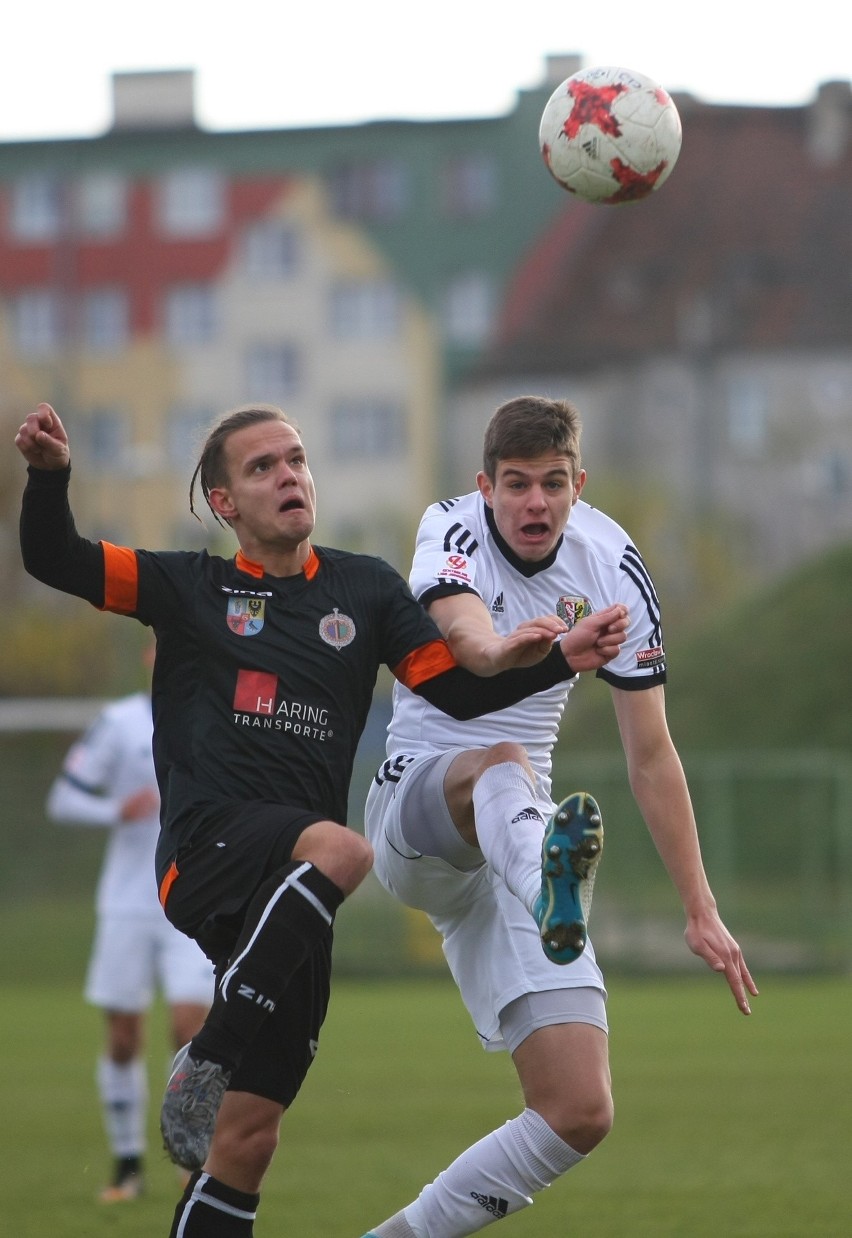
361,395,757,1238
46,644,214,1203
17,400,628,1238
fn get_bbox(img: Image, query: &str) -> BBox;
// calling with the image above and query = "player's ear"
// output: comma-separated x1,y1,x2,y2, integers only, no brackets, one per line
572,469,587,504
208,487,237,523
476,470,494,506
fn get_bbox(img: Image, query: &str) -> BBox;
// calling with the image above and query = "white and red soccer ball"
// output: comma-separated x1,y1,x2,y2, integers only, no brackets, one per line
539,65,682,205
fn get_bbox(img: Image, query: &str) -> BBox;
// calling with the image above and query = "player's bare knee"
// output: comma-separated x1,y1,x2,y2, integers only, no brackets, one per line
480,740,529,773
293,820,373,894
212,1119,279,1181
548,1093,614,1154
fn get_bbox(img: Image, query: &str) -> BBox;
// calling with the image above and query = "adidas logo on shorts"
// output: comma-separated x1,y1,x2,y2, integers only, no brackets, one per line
511,806,543,824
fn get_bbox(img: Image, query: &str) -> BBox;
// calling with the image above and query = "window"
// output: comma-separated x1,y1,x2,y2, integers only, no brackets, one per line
10,175,63,241
327,160,409,220
823,451,850,499
442,272,495,347
245,343,300,400
166,404,215,468
157,168,225,237
241,220,300,279
727,375,768,453
329,279,400,339
10,289,63,354
440,154,497,217
329,397,407,459
81,287,129,351
75,173,127,238
164,284,218,345
83,407,130,467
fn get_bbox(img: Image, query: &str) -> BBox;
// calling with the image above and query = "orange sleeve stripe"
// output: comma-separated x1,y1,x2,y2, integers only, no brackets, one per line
393,639,457,690
100,542,139,614
158,861,179,910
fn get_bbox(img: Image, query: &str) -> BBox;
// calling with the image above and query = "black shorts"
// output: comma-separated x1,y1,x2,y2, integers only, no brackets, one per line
163,800,330,1107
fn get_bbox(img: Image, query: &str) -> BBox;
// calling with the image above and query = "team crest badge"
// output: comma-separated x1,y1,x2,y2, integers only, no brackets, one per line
556,595,593,629
319,608,356,650
227,596,266,636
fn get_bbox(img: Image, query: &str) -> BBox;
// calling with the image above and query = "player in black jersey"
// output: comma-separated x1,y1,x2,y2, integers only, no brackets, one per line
16,400,629,1238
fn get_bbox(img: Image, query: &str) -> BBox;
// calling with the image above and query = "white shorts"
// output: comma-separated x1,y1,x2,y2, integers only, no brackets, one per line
85,911,215,1012
365,749,606,1051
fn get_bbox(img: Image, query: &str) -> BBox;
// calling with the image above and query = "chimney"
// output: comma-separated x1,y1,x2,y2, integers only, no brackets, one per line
807,79,851,166
543,54,584,89
111,69,197,132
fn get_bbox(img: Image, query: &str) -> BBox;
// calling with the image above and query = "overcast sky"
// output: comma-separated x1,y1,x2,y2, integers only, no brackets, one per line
2,0,848,140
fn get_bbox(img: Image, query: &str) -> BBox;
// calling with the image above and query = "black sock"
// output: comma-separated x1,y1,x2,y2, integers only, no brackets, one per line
191,861,343,1070
169,1172,260,1237
114,1154,141,1183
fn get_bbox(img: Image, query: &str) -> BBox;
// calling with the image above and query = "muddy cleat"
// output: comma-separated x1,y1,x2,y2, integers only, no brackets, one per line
160,1044,231,1172
534,792,603,964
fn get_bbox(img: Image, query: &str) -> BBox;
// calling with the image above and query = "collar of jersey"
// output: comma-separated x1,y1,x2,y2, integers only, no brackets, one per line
483,501,563,578
235,547,321,580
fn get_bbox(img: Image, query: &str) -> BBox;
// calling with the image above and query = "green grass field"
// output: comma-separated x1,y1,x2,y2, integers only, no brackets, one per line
3,965,849,1238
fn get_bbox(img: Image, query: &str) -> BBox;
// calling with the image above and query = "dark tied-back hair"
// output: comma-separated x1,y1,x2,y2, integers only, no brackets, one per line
189,404,298,527
482,396,582,480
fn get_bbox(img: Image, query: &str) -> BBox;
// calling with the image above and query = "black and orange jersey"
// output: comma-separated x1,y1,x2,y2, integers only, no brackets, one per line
21,467,576,880
125,540,453,835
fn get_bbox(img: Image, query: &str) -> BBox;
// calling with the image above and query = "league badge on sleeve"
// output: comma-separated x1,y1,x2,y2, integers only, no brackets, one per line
435,553,475,587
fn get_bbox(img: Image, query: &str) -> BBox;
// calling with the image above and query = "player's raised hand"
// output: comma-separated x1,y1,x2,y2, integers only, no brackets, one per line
15,403,70,470
559,603,629,671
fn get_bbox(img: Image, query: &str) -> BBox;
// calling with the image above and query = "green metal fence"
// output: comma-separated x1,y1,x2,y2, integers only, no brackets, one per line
1,707,849,977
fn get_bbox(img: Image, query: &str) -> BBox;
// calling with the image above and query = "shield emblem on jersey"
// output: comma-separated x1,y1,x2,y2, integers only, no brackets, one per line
227,596,266,636
556,595,593,629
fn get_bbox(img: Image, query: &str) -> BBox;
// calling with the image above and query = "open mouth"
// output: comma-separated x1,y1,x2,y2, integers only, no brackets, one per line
521,522,549,537
279,498,304,513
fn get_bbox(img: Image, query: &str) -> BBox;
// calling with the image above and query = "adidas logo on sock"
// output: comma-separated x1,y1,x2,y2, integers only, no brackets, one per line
470,1192,509,1219
511,806,543,824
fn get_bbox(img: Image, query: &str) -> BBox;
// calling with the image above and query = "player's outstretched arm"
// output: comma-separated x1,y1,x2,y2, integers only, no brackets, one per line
429,591,563,675
15,403,70,470
612,684,759,1016
429,593,628,676
18,404,106,605
488,602,629,674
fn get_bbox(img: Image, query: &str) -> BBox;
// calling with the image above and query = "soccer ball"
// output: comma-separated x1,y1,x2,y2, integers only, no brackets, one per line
539,65,682,205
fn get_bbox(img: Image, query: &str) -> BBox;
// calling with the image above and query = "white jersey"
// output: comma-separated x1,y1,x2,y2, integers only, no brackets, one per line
388,492,666,798
46,692,162,916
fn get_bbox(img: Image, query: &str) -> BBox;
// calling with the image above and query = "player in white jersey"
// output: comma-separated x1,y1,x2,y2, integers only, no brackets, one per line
361,396,757,1238
47,667,214,1203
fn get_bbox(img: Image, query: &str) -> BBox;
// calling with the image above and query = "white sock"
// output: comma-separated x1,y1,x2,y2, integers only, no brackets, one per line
365,1216,418,1237
471,764,544,914
375,1109,585,1238
96,1055,147,1158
